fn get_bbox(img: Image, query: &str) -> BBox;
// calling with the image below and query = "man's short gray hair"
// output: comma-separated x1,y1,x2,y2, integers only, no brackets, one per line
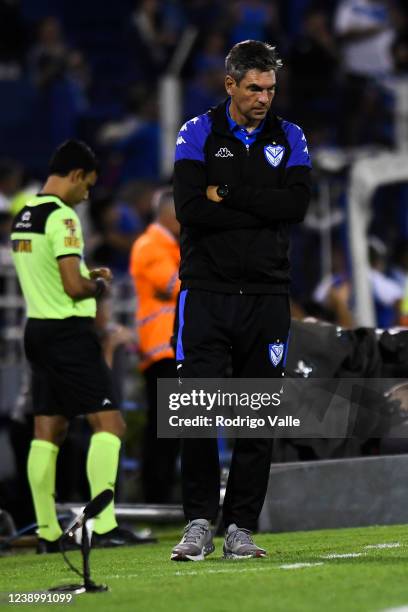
225,40,283,84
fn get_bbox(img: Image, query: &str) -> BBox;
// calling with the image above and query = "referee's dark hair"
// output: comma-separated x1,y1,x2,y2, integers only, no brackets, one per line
225,40,283,84
49,139,98,177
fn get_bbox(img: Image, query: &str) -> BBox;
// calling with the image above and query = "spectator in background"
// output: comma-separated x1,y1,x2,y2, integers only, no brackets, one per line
28,16,68,87
118,180,155,229
280,0,337,41
89,181,155,275
88,196,128,272
391,30,408,74
0,159,22,337
391,240,408,290
0,0,26,79
334,0,395,80
185,28,227,120
369,236,403,327
184,66,226,120
0,159,22,261
401,285,408,325
312,242,355,327
29,17,90,99
289,6,339,145
113,88,160,183
128,0,186,81
334,0,396,145
312,237,406,328
66,50,92,98
98,85,149,149
28,17,88,147
228,0,282,47
194,31,226,74
184,0,223,30
381,29,408,146
0,158,22,214
390,240,408,324
129,188,180,503
183,15,226,119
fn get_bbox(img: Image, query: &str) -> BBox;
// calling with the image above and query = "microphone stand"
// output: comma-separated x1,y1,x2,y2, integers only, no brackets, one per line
49,520,108,594
81,521,107,593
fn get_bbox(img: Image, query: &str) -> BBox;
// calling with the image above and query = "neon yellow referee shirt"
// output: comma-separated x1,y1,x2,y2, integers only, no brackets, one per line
11,194,96,319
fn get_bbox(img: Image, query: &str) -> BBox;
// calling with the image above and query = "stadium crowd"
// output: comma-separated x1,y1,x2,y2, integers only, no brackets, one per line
0,0,407,536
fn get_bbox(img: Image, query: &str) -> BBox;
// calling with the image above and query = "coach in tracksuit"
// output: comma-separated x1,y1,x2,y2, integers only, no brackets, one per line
171,40,312,561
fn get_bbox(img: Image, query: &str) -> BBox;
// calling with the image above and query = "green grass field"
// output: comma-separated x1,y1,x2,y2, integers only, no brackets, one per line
2,525,408,612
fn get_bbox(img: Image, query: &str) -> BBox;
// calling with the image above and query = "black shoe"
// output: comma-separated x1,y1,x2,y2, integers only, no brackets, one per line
37,533,80,555
91,527,157,548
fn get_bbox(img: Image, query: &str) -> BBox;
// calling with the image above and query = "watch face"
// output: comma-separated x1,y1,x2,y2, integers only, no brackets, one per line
217,185,229,198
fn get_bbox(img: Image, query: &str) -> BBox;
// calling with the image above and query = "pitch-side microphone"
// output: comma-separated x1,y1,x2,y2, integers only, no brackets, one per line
64,490,114,537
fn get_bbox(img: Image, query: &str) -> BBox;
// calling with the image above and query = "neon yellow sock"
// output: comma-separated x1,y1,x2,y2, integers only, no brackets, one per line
27,439,62,541
86,432,121,534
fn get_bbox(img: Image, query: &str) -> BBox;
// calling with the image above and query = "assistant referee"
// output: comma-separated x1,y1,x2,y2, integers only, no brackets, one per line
11,140,137,552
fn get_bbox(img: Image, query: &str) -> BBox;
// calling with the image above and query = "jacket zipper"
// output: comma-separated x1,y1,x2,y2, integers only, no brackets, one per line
240,142,251,294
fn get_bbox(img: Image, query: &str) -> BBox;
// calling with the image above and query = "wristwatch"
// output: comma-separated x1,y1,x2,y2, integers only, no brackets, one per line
216,185,229,199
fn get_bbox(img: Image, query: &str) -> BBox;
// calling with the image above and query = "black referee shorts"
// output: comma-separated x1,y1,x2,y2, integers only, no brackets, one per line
175,289,291,377
24,317,118,418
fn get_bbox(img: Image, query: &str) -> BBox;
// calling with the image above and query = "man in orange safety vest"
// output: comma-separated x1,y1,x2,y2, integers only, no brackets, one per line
129,188,180,502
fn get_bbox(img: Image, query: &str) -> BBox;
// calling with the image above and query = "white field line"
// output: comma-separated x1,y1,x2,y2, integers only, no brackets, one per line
105,567,273,580
279,563,324,570
322,541,402,559
364,543,401,550
174,567,275,576
380,607,408,612
106,564,324,580
321,553,364,559
176,563,325,575
105,574,141,579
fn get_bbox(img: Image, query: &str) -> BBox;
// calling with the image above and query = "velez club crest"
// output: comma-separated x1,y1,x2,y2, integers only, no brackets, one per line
269,343,285,367
264,144,285,167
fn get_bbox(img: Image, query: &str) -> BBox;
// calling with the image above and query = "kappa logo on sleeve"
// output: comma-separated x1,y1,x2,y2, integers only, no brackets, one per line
264,144,285,168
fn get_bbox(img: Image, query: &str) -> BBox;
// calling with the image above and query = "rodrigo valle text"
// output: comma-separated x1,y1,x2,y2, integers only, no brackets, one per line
169,415,300,428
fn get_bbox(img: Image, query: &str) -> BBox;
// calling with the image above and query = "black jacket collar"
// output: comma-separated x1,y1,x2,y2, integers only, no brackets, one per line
210,98,280,140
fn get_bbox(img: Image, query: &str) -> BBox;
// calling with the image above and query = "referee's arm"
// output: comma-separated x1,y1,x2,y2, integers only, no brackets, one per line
58,255,106,300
